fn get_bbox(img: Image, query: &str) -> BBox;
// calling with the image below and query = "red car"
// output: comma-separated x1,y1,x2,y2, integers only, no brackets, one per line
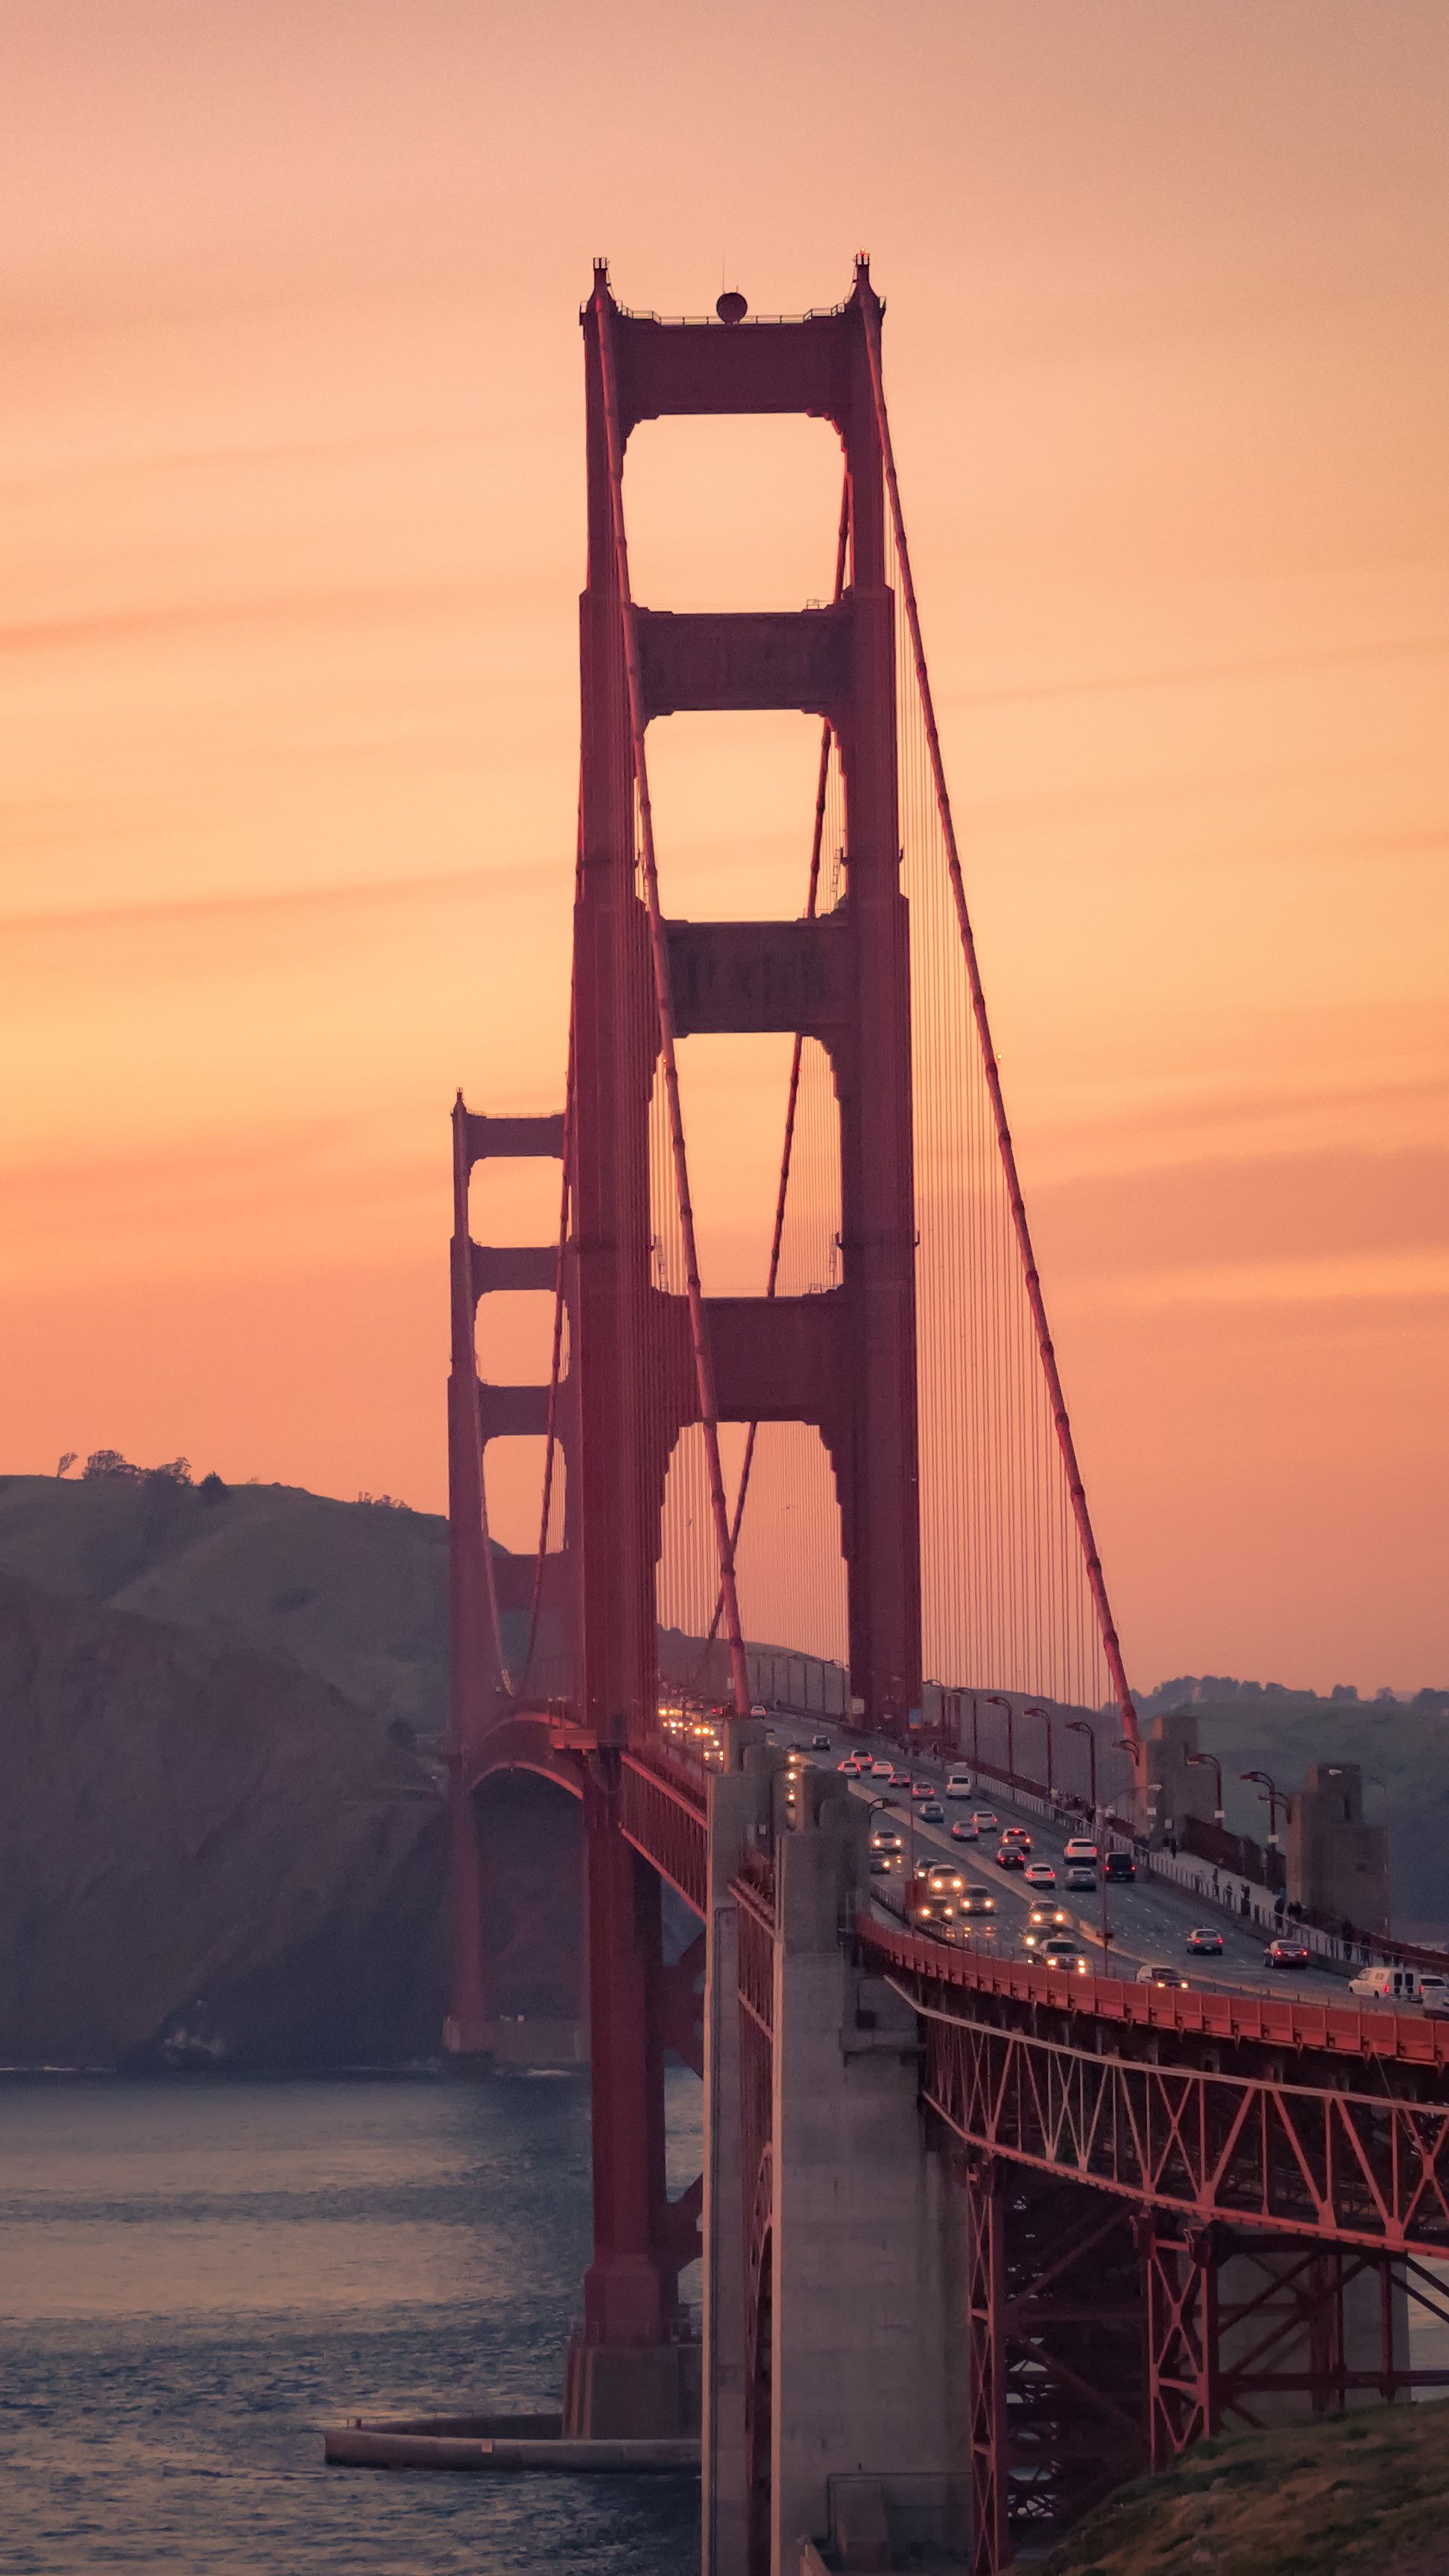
1264,1937,1313,1971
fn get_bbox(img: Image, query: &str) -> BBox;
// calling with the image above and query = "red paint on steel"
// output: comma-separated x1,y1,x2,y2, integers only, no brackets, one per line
862,1916,1449,2070
595,278,751,1720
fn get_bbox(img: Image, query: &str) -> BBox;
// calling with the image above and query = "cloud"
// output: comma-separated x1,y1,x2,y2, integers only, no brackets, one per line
944,632,1449,714
1085,1249,1449,1313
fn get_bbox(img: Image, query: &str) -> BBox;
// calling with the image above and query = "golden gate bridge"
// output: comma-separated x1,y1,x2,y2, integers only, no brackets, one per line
384,262,1449,2574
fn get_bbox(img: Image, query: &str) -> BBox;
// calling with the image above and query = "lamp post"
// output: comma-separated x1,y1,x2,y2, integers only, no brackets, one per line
1023,1702,1053,1798
1187,1749,1225,1824
984,1694,1013,1787
1240,1768,1284,1847
1367,1772,1392,1948
1066,1717,1096,1819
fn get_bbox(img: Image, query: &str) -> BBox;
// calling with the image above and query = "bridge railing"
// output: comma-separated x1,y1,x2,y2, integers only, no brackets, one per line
859,1915,1449,2071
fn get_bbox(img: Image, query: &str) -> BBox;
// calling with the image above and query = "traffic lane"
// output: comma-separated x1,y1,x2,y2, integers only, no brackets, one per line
844,1777,1339,2005
789,1724,1352,2001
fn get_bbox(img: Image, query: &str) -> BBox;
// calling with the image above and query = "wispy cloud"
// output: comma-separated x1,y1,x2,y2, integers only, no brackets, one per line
1086,1249,1449,1312
946,631,1449,713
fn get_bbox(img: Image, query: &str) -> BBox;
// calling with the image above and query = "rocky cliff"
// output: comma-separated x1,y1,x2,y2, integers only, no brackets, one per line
0,1570,446,2069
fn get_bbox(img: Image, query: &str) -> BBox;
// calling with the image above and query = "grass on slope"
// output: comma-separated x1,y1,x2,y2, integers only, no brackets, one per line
0,1472,449,1733
1041,2402,1449,2576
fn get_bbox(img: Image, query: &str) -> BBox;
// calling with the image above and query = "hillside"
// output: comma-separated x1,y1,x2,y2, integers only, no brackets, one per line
1154,1696,1449,1942
0,1468,451,1736
1041,2401,1449,2576
0,1569,446,2068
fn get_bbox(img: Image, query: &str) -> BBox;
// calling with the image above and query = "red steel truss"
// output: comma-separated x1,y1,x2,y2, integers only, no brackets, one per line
870,1932,1449,2255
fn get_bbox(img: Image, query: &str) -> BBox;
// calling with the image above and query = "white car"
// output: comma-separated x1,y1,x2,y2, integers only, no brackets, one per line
871,1760,894,1780
1062,1837,1099,1864
945,1774,973,1800
1064,1864,1097,1891
1023,1862,1057,1890
972,1811,999,1834
1349,1964,1449,2013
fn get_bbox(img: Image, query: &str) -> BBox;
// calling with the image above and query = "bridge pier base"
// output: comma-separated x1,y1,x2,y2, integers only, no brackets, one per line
706,1769,973,2574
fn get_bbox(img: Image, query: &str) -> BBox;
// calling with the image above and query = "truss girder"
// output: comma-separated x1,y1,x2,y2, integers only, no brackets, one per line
920,2004,1449,2254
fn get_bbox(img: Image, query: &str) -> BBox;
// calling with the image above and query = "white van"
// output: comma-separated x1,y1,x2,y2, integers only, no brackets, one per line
945,1770,973,1800
1348,1963,1449,2014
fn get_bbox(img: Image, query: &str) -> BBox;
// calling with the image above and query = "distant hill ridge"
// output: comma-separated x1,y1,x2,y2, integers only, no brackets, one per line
0,1463,450,1737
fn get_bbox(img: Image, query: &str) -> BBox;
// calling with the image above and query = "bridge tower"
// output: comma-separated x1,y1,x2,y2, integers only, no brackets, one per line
563,255,925,2428
575,255,921,1746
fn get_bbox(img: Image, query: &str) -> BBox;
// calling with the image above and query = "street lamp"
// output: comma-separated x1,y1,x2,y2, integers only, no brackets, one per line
984,1694,1013,1787
1066,1717,1096,1819
1240,1769,1284,1848
1023,1702,1053,1796
1367,1772,1392,1948
1187,1749,1225,1824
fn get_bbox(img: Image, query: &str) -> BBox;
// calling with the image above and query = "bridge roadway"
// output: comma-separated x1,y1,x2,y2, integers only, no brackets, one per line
619,1720,1449,2576
774,1712,1376,2011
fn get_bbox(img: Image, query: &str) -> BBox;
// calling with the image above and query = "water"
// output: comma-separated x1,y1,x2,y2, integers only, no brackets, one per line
0,2070,702,2575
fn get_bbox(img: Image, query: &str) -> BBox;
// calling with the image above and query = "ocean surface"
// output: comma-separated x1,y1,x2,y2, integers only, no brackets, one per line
0,2068,703,2575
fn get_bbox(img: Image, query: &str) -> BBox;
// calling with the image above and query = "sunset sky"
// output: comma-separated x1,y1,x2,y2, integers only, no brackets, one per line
3,1,1445,1694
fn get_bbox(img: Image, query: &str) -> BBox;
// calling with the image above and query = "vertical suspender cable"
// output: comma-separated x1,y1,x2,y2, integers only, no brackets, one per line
859,297,1140,1759
517,835,580,1696
701,476,852,1658
596,296,751,1719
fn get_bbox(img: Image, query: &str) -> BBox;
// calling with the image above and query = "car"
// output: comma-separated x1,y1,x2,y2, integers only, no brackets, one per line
1062,1837,1099,1864
1137,1962,1190,1989
1064,1865,1097,1892
959,1890,998,1919
889,1770,912,1789
1023,1863,1058,1889
945,1775,973,1799
994,1844,1026,1872
750,1702,769,1718
1038,1934,1087,1972
1349,1965,1449,2012
950,1819,979,1843
1104,1851,1136,1884
1264,1938,1313,1972
924,1863,965,1892
972,1811,999,1833
919,1800,944,1822
868,1854,893,1876
871,1759,894,1779
870,1828,903,1854
812,1734,831,1751
910,1779,932,1800
1000,1827,1032,1852
1186,1928,1224,1956
1026,1904,1069,1931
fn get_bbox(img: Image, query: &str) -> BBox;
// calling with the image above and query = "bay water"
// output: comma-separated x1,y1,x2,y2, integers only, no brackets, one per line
0,2068,701,2574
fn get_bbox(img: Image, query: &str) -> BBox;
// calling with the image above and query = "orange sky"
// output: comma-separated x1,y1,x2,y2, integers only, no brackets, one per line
3,1,1446,1693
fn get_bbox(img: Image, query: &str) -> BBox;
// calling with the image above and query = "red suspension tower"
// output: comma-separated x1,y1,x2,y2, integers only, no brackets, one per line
446,256,1140,2441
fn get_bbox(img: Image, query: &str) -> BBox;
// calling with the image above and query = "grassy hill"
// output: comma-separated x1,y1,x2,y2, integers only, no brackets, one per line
0,1568,444,2066
1041,2400,1449,2576
0,1468,450,1737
